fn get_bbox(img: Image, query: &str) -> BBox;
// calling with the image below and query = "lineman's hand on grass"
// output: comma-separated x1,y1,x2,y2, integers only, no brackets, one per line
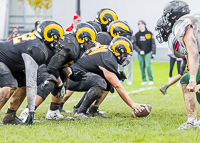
186,81,196,92
25,112,34,125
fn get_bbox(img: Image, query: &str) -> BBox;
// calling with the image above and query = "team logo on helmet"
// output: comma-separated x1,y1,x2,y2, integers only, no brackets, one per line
75,27,96,44
110,36,133,66
36,19,64,53
111,39,132,56
99,9,118,25
43,24,64,42
72,22,97,46
108,20,133,38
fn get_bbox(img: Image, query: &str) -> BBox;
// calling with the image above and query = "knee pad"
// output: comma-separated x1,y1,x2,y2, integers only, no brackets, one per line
87,86,104,101
96,77,107,91
37,80,56,100
180,72,190,84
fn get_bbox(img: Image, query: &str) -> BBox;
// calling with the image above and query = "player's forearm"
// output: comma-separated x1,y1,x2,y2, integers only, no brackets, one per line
188,46,199,79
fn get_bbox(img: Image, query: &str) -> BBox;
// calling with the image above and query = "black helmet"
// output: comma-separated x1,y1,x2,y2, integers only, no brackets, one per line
155,17,172,43
35,21,40,29
71,22,97,49
86,21,102,33
110,36,133,66
107,20,133,40
162,1,190,31
95,8,118,32
36,19,64,52
96,32,112,45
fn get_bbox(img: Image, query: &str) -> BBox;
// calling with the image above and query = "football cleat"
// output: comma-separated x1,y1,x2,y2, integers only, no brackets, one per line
89,111,108,118
46,109,74,121
160,86,169,96
177,121,200,130
2,112,24,125
74,112,90,118
59,109,72,113
72,106,79,114
19,108,29,123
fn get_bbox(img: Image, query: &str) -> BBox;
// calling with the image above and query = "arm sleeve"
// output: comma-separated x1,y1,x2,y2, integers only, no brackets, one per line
151,34,156,55
133,35,141,53
47,48,69,78
21,53,38,112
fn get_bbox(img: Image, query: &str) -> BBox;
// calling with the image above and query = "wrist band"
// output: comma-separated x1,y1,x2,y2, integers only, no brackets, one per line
58,82,63,87
189,75,196,82
68,72,72,79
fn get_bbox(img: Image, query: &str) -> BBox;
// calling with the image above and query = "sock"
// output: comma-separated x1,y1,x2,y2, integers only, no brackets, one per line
26,105,37,110
50,102,60,111
164,85,169,89
60,102,64,109
7,108,16,113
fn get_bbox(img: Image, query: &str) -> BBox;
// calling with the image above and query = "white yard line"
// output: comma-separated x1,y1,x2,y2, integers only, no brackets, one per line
18,86,157,111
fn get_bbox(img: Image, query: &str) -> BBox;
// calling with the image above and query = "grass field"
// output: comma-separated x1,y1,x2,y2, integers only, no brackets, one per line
1,60,200,143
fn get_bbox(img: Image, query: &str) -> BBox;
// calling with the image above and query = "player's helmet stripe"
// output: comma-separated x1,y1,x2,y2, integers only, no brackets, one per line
110,23,129,38
112,40,131,56
43,24,64,42
76,27,96,43
100,10,117,25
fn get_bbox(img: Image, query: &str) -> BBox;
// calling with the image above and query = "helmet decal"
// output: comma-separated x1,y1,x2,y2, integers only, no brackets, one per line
76,27,96,43
110,22,129,38
43,24,64,42
99,10,118,25
112,40,131,56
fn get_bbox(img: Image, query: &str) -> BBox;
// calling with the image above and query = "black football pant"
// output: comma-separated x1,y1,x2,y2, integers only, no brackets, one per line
67,72,107,113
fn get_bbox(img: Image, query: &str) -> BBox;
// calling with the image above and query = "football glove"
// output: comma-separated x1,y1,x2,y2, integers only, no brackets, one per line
25,112,34,125
117,71,127,82
69,71,87,81
52,82,66,98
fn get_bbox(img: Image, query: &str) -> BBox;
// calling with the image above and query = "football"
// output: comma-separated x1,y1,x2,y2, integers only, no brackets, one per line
131,104,152,118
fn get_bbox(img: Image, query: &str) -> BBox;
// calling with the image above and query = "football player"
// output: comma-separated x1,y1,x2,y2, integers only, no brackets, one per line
158,0,200,129
0,19,64,125
60,20,134,116
155,18,188,96
19,22,98,122
65,36,151,118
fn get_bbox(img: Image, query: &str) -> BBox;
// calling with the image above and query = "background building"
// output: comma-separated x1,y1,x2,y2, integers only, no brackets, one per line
0,0,199,61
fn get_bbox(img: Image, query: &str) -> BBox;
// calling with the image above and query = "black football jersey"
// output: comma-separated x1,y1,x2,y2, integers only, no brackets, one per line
59,33,82,68
71,45,118,78
0,33,48,71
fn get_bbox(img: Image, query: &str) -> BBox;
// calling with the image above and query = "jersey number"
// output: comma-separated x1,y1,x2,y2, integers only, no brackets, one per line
87,45,108,55
13,33,37,44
